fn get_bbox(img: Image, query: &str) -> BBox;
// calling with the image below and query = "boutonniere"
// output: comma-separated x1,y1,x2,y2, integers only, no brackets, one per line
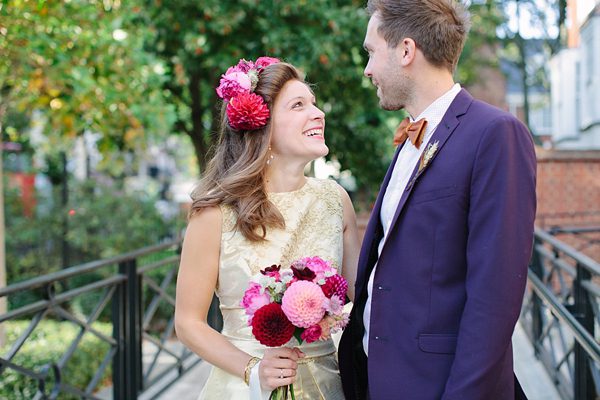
418,141,439,173
406,141,439,191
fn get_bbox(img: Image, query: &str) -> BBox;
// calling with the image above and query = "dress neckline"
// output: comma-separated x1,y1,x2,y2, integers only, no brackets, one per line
267,178,312,197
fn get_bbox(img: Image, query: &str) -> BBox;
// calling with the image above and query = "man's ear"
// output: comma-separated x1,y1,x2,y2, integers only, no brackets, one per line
397,38,417,67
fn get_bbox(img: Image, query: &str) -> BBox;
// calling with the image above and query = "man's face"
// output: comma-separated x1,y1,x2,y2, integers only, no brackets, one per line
363,14,413,111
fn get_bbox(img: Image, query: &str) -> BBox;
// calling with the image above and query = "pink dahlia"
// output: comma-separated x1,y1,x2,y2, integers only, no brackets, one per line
321,274,348,299
226,92,269,131
255,56,280,68
301,324,322,343
252,303,295,347
216,71,252,102
281,281,325,328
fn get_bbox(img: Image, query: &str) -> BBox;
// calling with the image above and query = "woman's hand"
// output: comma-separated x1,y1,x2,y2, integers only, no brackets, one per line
258,347,306,391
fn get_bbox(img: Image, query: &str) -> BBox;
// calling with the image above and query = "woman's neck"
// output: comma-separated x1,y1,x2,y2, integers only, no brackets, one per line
264,163,308,193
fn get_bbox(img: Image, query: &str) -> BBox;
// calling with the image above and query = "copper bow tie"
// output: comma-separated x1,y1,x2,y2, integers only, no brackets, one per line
394,117,428,148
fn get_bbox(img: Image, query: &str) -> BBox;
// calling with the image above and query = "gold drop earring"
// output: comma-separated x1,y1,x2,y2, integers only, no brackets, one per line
267,145,274,165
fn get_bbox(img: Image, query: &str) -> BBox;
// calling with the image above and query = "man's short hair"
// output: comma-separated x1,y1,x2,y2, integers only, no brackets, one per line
367,0,471,72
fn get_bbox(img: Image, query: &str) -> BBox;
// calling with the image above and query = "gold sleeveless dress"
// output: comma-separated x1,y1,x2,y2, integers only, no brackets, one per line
198,178,346,400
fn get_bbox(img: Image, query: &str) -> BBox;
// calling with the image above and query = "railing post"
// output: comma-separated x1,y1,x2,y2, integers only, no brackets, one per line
112,263,127,400
573,261,595,400
126,258,143,399
112,259,142,400
529,237,544,355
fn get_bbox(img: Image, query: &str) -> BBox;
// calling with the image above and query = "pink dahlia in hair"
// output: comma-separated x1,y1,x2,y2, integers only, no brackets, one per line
281,281,325,328
216,71,252,102
226,92,270,131
251,303,295,347
321,274,348,300
301,324,322,344
255,56,280,68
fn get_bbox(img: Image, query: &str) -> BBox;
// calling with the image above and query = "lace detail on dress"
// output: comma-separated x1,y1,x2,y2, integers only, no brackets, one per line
218,178,344,278
219,204,237,233
275,179,343,272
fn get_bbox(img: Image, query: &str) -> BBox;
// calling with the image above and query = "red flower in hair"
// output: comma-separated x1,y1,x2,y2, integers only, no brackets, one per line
251,303,295,347
226,92,270,131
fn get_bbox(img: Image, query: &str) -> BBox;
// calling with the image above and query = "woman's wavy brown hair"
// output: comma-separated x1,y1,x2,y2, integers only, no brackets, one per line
188,62,305,241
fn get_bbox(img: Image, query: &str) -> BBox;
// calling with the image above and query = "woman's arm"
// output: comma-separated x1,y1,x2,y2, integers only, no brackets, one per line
338,185,360,302
174,207,300,390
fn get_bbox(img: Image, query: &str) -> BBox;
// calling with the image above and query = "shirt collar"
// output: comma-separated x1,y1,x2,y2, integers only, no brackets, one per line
410,83,461,141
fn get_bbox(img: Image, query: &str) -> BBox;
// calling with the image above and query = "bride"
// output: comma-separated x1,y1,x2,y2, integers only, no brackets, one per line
175,57,359,399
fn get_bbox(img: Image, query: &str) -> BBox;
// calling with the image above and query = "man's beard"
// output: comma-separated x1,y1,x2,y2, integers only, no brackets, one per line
379,74,413,111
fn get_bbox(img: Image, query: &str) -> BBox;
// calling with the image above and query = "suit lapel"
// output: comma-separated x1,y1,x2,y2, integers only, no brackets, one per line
354,143,404,298
382,89,473,245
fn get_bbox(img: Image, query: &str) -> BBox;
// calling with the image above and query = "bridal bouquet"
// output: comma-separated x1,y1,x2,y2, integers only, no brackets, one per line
240,256,350,399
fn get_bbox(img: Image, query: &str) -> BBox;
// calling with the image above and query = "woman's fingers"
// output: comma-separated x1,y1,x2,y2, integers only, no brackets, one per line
259,365,298,390
259,348,303,391
265,347,299,360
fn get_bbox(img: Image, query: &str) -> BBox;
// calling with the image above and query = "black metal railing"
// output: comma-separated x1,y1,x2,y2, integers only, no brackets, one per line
520,226,600,400
0,239,222,399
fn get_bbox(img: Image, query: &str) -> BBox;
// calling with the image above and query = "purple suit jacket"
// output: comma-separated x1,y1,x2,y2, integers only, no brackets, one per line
339,89,536,400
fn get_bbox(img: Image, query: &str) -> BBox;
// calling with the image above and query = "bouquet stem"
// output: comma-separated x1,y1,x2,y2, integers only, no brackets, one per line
269,383,295,400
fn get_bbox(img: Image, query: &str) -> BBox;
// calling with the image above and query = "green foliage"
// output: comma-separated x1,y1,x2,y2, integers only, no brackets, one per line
457,0,506,85
0,320,113,400
0,0,176,159
140,0,394,199
4,177,173,287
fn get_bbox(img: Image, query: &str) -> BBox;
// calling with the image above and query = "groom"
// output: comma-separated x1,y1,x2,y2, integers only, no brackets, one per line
339,0,536,399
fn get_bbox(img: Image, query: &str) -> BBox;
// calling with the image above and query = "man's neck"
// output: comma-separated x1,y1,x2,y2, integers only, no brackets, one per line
406,71,455,119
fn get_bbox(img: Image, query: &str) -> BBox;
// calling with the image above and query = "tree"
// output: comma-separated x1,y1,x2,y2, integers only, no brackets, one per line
140,0,394,200
0,0,175,173
0,0,175,318
497,0,565,132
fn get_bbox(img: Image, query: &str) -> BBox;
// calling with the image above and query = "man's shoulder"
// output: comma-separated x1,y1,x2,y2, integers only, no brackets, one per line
467,99,520,123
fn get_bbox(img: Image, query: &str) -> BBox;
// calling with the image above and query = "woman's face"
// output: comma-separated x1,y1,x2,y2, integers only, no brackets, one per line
270,80,328,165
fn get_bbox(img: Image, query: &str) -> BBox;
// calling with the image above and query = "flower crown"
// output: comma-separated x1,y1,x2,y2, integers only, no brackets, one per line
216,57,281,131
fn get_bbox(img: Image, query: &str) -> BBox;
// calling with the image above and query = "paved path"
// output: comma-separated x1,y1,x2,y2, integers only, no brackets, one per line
140,322,560,400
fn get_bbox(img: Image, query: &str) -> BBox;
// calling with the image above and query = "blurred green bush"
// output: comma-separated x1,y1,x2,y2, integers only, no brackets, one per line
4,177,180,314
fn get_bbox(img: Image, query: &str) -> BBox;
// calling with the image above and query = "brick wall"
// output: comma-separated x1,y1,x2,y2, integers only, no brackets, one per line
355,149,600,262
535,149,600,262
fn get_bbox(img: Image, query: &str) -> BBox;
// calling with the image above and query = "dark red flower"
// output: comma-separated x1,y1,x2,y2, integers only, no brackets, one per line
251,303,295,347
291,264,316,281
321,275,348,299
261,264,281,279
226,92,269,131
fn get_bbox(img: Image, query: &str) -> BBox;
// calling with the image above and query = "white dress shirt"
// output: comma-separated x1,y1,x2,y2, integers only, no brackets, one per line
362,83,462,355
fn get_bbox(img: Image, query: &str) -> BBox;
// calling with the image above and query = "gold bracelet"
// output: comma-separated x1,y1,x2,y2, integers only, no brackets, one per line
244,356,261,386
